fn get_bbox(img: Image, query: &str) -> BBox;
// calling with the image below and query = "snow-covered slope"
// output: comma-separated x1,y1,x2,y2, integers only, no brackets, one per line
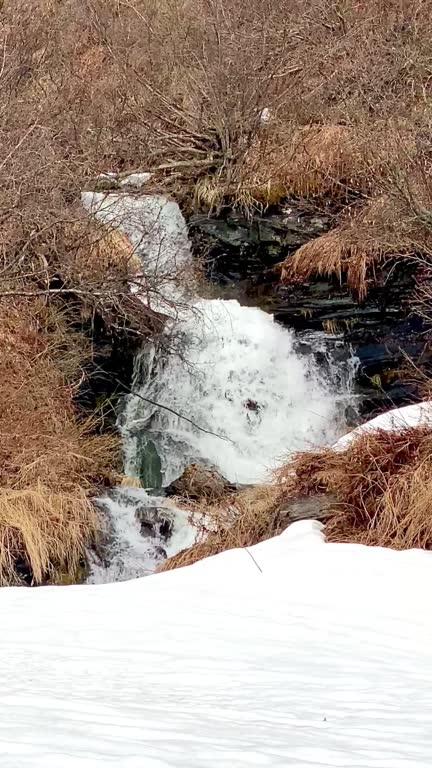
1,521,432,767
335,400,432,449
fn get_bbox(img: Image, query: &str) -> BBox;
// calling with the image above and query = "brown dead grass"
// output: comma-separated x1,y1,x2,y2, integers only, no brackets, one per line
0,485,99,586
278,425,432,550
158,484,283,572
161,424,432,573
60,221,141,285
281,192,424,297
238,125,371,207
0,298,121,584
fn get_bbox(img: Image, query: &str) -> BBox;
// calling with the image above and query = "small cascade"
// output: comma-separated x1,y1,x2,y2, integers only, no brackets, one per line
87,489,196,584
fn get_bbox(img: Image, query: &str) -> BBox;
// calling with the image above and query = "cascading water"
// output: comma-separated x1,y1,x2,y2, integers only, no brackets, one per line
122,299,354,486
83,189,356,582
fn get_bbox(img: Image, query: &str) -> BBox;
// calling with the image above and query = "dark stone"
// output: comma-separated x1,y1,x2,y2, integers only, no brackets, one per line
153,545,167,559
244,399,260,412
189,204,330,283
165,463,238,502
67,289,165,428
135,505,174,540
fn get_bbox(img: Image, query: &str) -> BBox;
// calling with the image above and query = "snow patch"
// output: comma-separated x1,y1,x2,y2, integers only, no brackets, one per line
119,172,153,188
335,400,432,450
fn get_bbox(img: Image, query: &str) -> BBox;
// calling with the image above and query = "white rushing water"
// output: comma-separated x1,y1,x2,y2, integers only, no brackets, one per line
87,488,197,584
83,190,355,581
123,298,353,486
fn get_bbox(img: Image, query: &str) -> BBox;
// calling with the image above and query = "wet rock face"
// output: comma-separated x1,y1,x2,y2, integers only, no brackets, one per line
189,206,432,417
135,505,173,544
189,205,330,283
278,495,335,526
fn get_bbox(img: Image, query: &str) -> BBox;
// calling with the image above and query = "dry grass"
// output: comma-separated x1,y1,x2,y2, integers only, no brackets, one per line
161,424,432,573
281,192,424,297
278,425,432,550
0,299,121,584
159,484,283,572
60,220,142,285
0,485,99,586
236,125,371,207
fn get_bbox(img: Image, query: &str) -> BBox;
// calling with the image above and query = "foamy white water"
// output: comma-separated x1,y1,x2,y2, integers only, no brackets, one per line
88,488,197,584
123,298,352,485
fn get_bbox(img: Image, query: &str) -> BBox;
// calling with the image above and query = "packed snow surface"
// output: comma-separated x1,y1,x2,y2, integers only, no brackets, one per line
2,520,432,767
335,400,432,449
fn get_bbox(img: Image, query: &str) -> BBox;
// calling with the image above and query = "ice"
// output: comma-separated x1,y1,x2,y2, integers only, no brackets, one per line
81,191,192,301
119,172,153,188
1,520,432,766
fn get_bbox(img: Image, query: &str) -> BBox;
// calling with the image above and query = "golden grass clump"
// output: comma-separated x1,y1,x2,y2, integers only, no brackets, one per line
0,485,99,586
232,125,370,209
278,425,432,550
158,484,283,572
281,194,419,298
0,298,121,584
282,230,385,300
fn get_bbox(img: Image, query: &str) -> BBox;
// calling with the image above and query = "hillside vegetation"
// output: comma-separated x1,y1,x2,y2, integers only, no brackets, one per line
1,0,432,581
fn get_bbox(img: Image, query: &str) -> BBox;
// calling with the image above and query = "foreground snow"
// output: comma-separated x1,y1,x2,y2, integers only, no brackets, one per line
1,521,432,766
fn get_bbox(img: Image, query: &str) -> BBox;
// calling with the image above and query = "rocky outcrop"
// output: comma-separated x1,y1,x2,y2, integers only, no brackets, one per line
190,205,330,282
274,263,432,413
278,495,335,526
73,296,165,425
188,205,432,416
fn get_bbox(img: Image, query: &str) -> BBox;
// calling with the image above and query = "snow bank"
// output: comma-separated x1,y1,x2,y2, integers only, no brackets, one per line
335,400,432,450
1,520,432,766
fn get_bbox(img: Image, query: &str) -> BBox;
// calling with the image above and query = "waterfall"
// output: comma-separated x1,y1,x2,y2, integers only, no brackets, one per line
83,190,356,582
122,299,354,486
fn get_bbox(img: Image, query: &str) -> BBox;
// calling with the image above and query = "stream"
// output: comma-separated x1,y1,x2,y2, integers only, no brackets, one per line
83,190,357,583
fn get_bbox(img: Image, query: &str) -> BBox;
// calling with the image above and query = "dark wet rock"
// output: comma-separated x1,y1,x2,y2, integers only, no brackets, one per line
73,298,165,428
165,463,238,502
189,205,330,283
244,399,260,412
135,505,174,540
147,544,168,561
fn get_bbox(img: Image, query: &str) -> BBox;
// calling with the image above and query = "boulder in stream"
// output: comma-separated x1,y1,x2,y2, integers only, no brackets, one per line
165,464,238,502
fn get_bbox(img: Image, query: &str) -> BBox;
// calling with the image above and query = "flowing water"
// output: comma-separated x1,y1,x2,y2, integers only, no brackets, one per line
83,190,357,582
